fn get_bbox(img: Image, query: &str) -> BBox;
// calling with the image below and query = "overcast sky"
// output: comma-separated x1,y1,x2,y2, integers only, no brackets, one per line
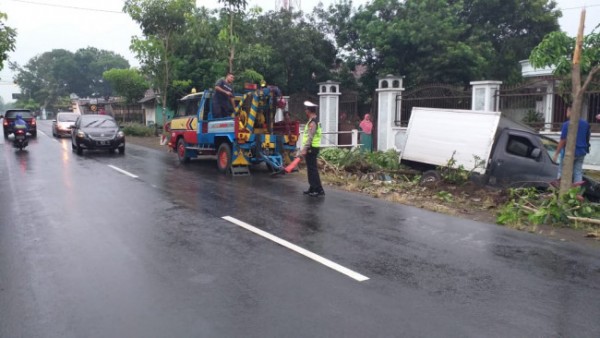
1,0,599,103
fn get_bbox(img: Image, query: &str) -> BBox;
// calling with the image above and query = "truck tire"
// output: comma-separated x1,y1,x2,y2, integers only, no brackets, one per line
217,143,232,173
177,138,190,163
420,170,442,185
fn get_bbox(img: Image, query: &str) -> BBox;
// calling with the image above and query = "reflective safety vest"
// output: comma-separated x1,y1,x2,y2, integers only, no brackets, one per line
303,117,322,147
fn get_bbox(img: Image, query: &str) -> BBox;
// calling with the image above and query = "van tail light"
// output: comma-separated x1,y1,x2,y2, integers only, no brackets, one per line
2,119,7,126
31,118,36,125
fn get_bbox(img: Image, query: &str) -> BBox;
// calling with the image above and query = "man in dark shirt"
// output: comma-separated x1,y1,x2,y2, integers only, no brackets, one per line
212,72,235,118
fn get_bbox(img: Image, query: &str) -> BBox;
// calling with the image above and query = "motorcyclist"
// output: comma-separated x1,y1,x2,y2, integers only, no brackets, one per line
12,114,28,133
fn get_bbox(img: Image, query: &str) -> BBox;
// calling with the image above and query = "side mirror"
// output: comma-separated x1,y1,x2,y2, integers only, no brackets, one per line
52,120,57,123
530,147,541,159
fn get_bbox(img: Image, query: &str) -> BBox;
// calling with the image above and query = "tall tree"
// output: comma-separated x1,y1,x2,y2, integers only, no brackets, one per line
0,11,16,74
71,47,130,98
11,49,76,111
315,0,560,98
530,10,599,196
10,48,129,110
217,0,248,72
243,9,336,94
124,0,195,121
317,0,493,91
458,0,561,83
103,68,149,104
167,6,224,106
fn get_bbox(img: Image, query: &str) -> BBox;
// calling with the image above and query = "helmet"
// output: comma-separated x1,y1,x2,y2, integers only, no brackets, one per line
276,97,287,109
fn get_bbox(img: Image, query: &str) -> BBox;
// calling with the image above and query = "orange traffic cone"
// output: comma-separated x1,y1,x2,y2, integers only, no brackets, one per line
284,157,302,173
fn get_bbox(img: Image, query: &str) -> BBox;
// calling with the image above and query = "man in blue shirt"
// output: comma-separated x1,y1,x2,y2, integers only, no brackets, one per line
552,106,591,183
212,72,235,118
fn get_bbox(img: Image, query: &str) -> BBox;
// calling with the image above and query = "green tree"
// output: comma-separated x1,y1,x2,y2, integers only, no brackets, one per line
458,0,561,83
315,0,560,99
0,11,17,74
10,49,76,111
10,48,129,110
317,0,492,95
103,68,149,104
71,47,130,98
529,11,599,196
217,0,248,72
124,0,195,121
242,9,336,94
167,6,224,106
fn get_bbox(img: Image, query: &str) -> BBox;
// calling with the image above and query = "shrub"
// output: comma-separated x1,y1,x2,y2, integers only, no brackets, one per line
122,123,155,137
319,148,400,172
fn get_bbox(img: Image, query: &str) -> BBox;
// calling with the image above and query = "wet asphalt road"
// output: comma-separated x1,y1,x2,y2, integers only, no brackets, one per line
1,120,600,337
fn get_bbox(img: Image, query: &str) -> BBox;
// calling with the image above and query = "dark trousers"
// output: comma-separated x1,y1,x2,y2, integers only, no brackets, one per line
306,147,323,192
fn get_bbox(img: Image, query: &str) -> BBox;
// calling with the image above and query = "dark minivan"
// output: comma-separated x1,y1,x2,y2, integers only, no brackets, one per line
2,109,37,138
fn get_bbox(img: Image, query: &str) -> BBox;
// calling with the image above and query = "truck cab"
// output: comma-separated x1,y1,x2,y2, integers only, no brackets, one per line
488,124,559,188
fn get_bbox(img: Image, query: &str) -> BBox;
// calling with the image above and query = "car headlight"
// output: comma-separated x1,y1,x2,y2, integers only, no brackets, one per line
76,130,86,138
117,131,124,138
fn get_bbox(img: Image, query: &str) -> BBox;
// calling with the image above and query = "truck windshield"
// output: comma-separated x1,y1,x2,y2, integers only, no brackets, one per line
540,136,559,161
177,96,202,117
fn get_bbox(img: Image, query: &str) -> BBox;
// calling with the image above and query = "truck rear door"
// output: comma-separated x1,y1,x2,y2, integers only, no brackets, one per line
489,129,558,188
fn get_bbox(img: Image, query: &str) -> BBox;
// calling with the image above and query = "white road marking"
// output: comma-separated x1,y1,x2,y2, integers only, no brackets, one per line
108,165,139,178
222,216,369,282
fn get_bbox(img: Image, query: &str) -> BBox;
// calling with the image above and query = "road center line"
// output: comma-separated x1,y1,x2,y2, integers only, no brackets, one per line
222,216,369,282
108,165,138,178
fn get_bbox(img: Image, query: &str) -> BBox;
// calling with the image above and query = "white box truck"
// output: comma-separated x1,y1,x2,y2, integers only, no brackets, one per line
400,107,600,200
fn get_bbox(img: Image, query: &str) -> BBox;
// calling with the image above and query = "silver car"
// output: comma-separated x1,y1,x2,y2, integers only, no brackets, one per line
52,112,79,137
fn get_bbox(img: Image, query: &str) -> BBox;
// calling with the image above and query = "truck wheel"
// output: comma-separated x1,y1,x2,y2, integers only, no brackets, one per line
177,138,190,163
420,170,442,185
217,143,232,173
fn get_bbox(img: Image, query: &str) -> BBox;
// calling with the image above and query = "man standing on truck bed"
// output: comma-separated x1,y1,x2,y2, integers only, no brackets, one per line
213,72,235,118
553,106,591,183
302,101,325,197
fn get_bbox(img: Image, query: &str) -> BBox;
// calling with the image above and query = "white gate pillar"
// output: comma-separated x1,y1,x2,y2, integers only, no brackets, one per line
376,75,404,151
543,82,554,131
471,81,502,112
318,80,341,146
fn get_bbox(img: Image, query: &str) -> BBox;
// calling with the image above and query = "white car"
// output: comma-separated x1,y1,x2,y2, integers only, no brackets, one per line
52,112,79,137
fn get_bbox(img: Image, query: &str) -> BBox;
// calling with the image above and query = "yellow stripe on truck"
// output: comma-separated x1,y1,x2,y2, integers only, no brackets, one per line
170,117,198,131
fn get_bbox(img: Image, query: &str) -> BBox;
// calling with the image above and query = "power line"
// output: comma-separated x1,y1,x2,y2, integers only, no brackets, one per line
7,0,600,14
7,0,124,14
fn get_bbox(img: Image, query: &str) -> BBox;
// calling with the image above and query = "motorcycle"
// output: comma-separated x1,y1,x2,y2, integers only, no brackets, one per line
13,128,28,151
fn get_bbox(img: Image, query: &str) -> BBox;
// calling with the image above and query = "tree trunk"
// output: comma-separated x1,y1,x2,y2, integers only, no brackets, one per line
559,9,586,196
228,10,234,73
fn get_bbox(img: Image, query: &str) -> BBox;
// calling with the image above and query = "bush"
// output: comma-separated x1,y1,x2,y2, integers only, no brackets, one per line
319,148,400,172
122,123,155,137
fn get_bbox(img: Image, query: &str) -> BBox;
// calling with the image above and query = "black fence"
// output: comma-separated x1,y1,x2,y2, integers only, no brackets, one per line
398,84,471,127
